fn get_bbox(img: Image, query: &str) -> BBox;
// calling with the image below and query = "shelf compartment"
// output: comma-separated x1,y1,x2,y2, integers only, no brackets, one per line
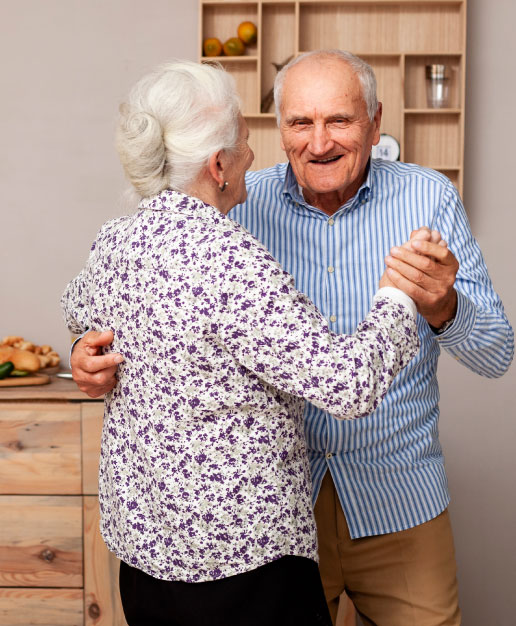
405,54,461,109
361,54,402,142
260,3,296,114
299,3,400,53
298,3,463,54
218,59,259,114
404,113,460,167
399,4,464,52
247,117,286,171
202,3,258,57
436,168,460,189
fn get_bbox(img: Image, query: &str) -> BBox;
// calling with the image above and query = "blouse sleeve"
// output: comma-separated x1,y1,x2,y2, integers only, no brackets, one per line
213,237,419,420
60,240,98,335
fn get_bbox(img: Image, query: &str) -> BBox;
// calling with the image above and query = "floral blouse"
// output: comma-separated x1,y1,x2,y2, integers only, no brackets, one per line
61,189,419,582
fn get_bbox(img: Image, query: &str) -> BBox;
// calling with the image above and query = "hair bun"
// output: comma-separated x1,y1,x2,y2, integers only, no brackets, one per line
116,107,167,197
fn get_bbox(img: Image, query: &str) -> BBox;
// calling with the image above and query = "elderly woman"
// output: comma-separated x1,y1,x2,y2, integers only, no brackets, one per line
62,60,419,626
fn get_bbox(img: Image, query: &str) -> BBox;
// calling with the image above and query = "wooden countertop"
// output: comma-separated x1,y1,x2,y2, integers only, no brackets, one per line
0,375,100,401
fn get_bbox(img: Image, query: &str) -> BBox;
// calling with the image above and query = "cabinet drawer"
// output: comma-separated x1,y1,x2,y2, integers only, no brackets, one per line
0,495,83,587
0,588,83,625
0,403,81,494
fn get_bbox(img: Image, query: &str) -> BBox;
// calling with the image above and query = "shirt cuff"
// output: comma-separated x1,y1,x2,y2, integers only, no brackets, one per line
432,290,476,346
374,287,417,318
69,330,89,368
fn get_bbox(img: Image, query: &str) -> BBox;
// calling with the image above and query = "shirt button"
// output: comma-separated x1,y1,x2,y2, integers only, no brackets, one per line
328,218,335,226
326,452,333,459
330,315,337,323
362,199,367,205
328,266,335,273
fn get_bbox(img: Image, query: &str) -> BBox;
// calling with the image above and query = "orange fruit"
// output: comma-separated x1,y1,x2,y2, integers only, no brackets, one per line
223,37,245,56
237,21,257,45
203,37,222,57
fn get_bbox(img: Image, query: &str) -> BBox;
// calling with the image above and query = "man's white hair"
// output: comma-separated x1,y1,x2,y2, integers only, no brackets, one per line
274,50,379,125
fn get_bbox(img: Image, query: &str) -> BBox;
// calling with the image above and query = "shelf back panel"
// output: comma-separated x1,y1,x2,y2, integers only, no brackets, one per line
247,117,287,170
404,113,460,166
299,3,462,54
261,4,296,114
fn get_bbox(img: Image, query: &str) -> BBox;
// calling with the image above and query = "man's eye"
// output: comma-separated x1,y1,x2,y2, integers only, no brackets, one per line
293,120,310,127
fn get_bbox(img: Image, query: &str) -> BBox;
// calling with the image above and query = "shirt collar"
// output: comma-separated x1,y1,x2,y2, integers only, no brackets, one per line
281,159,374,216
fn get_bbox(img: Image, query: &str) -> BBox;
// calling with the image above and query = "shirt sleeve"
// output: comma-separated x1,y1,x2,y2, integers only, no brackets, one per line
213,238,420,420
430,180,514,378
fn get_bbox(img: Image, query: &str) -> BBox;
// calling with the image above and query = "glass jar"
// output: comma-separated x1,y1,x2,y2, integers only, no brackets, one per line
425,64,450,108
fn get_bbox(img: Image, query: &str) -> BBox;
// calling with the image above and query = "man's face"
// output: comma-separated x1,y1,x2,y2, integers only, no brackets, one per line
279,57,382,207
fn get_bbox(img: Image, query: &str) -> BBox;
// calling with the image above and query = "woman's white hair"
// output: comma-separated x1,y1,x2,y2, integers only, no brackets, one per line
116,60,241,198
274,50,378,124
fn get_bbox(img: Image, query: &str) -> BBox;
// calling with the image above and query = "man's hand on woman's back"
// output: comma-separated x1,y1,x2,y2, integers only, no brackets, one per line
71,330,123,398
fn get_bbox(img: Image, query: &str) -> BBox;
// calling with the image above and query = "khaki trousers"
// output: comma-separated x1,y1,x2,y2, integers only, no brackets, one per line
314,472,461,626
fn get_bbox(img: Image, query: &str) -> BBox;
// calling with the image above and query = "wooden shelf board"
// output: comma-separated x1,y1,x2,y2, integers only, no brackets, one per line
201,55,258,62
404,51,463,57
405,108,461,114
299,50,401,57
296,0,464,4
201,0,464,4
415,165,461,170
245,112,277,118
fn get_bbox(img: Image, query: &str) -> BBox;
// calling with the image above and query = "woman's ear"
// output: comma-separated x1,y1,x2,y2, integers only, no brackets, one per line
207,150,225,188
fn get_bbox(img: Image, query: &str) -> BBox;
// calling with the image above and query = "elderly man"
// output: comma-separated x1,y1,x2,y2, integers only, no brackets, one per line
71,51,513,626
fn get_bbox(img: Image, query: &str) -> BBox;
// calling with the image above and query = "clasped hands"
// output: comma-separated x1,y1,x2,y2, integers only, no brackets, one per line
380,226,459,328
71,227,459,398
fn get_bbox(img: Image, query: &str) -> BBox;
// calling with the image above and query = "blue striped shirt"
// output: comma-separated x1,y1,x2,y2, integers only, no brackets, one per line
231,159,514,538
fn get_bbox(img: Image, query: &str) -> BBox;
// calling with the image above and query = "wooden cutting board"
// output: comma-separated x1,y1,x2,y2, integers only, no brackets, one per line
0,374,50,387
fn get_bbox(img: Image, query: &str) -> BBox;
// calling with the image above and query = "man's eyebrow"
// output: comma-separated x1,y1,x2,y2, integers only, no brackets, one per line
284,114,311,124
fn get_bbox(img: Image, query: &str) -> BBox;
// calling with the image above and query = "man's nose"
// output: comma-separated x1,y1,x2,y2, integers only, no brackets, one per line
309,124,334,155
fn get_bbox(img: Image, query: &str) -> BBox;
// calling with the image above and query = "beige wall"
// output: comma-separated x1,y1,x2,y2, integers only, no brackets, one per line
1,1,514,624
439,0,516,623
0,0,198,359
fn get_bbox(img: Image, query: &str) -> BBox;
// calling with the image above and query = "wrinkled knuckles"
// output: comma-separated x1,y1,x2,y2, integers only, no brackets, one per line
420,256,434,272
413,270,426,285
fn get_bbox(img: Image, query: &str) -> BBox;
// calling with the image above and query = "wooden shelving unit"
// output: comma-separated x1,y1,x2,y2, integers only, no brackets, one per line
199,0,467,194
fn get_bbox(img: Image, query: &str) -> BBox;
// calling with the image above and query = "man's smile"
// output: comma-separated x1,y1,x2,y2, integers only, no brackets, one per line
308,155,343,164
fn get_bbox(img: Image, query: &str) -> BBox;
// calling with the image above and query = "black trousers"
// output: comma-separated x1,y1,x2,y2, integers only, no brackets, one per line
119,556,332,626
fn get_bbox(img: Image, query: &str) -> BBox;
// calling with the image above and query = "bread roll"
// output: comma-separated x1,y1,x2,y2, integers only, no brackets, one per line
0,346,14,363
0,346,40,372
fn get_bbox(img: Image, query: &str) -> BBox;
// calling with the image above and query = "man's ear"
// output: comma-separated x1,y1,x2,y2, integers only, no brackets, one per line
207,150,225,187
372,102,383,146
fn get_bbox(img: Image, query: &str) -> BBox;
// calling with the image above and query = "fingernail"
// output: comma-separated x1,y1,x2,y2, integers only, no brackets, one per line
391,247,400,254
411,240,423,249
114,355,124,364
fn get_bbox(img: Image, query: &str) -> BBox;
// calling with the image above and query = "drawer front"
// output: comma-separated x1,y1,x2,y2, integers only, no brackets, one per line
81,403,104,495
84,496,127,625
0,495,83,588
0,588,83,625
0,403,81,494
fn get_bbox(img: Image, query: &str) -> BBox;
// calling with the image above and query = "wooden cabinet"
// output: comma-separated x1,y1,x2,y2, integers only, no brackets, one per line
0,380,126,626
199,0,467,193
